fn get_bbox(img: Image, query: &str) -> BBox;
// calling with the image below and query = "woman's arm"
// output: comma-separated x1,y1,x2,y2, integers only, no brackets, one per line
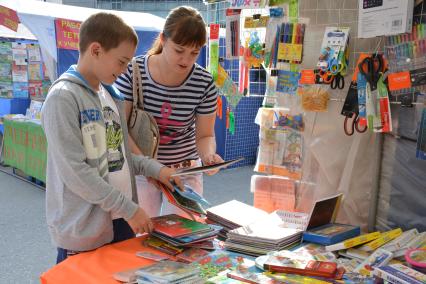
196,114,223,173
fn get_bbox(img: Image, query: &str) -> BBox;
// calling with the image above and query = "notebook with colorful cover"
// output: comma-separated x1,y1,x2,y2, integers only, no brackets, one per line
194,251,255,280
152,224,222,247
176,248,210,263
134,260,199,283
152,214,212,238
302,194,361,246
171,157,244,177
156,182,207,217
143,236,183,256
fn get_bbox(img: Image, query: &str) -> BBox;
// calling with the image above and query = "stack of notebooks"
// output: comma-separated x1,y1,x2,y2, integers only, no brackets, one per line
135,260,203,283
151,214,222,247
224,210,309,256
206,200,270,239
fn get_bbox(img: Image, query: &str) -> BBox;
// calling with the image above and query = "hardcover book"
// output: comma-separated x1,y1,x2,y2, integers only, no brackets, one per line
302,194,361,246
152,214,212,238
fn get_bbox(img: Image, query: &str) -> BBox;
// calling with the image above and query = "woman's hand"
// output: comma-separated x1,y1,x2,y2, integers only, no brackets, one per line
201,153,224,175
157,166,183,191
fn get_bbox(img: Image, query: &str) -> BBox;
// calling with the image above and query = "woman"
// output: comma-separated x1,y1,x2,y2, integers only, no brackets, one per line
115,6,223,217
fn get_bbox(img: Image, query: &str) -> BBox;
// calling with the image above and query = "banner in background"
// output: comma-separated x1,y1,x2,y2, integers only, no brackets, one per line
2,119,47,182
0,5,19,32
55,18,81,50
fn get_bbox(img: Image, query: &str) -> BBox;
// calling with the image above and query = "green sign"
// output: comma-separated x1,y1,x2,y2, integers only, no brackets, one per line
2,119,47,182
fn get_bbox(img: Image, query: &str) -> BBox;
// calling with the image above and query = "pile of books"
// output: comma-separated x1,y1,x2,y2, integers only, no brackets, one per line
224,210,309,256
135,260,203,283
151,214,222,248
206,200,270,239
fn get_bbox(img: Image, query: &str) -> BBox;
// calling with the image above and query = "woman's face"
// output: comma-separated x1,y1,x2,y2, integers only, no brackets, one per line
161,37,201,75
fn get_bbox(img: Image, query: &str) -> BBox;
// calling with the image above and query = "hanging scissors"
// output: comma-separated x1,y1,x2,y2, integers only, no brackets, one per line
330,73,345,89
317,69,334,84
358,54,383,92
358,54,384,127
344,113,367,136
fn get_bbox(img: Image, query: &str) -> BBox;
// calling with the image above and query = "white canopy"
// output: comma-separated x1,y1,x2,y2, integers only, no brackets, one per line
0,0,165,80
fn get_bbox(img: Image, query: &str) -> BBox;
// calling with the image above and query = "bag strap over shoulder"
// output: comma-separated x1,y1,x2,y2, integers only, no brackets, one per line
131,58,144,109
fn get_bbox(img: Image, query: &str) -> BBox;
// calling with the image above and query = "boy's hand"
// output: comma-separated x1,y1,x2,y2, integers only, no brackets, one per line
127,207,153,234
201,153,224,175
158,166,183,191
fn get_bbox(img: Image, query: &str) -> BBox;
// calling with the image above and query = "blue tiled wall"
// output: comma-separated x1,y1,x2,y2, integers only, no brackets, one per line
213,39,266,168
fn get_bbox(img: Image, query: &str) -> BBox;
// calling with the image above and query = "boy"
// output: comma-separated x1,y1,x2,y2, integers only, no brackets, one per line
41,13,178,264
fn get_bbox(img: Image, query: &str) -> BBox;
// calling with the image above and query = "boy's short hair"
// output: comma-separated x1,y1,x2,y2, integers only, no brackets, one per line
79,12,138,53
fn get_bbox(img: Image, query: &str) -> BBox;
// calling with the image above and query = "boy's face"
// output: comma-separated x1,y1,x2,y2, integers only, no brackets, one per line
161,36,201,75
93,40,136,85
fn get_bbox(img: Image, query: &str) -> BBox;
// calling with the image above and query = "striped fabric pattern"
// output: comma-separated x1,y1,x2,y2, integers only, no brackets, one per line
114,55,217,165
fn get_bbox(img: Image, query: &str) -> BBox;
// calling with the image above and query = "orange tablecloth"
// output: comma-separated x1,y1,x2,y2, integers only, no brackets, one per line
40,236,164,284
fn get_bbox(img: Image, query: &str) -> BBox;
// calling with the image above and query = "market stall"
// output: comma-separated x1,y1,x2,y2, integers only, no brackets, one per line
0,0,167,182
1,0,424,283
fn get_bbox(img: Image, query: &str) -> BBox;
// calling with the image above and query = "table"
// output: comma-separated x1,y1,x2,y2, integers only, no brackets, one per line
2,118,47,182
40,236,162,284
